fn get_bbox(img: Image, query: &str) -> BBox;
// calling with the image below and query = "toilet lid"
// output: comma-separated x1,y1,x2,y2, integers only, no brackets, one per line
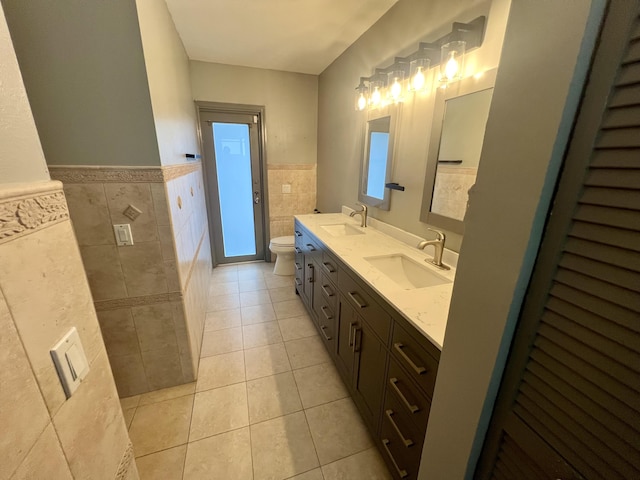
271,235,295,247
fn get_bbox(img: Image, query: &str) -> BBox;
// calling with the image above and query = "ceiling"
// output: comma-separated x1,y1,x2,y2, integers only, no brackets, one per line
164,0,399,75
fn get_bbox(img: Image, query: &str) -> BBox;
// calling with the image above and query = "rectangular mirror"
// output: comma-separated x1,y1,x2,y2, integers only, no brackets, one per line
420,69,497,233
359,105,399,210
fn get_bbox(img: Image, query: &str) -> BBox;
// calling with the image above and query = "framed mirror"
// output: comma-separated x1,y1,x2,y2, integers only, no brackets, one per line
359,105,399,210
420,68,497,233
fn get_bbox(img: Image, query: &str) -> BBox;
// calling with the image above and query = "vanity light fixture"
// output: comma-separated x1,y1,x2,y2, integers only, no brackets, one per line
353,16,486,110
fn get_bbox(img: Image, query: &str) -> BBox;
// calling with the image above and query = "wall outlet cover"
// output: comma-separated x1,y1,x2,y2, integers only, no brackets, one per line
50,327,90,399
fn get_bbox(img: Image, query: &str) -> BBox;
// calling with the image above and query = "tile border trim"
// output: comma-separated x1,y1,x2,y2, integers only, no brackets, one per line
267,163,316,170
0,181,69,245
94,291,183,311
114,442,135,480
49,163,201,184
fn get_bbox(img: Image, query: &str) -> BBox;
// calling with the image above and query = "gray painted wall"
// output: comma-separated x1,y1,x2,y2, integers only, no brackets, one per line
420,1,605,478
317,0,511,252
2,0,161,167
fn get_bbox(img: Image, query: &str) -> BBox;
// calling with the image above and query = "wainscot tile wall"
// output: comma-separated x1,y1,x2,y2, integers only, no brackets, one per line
267,164,317,238
50,164,212,397
0,181,138,480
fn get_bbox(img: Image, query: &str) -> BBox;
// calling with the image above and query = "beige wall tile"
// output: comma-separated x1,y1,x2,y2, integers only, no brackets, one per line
53,351,130,479
119,242,168,296
10,423,73,480
150,183,171,227
97,308,140,358
141,345,185,390
0,293,51,478
110,353,150,397
80,244,128,301
172,301,196,382
105,183,158,243
131,303,177,352
157,225,177,261
0,222,105,414
165,259,181,292
64,183,113,246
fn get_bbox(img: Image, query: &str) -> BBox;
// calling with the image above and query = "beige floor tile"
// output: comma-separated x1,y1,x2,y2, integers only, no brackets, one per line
242,321,284,349
206,293,240,312
250,411,319,480
241,303,277,325
285,336,332,370
268,286,298,303
273,299,308,319
305,398,373,465
293,363,349,408
238,277,267,292
240,290,272,307
265,274,295,290
196,351,245,392
209,281,239,298
138,382,196,406
129,395,193,457
288,469,324,480
204,308,242,332
278,315,318,341
183,427,252,480
321,447,391,480
189,383,249,441
210,267,238,285
123,407,136,429
237,268,265,281
244,343,292,380
200,327,243,358
120,395,141,410
247,371,302,424
136,445,186,480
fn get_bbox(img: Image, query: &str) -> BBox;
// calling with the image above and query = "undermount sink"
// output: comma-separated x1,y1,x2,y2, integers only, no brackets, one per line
364,254,451,290
321,223,365,236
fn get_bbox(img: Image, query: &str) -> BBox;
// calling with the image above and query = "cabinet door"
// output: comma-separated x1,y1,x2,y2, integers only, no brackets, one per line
353,320,387,433
335,296,357,383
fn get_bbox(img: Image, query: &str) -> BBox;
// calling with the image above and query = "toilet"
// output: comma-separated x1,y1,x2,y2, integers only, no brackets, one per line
269,235,295,275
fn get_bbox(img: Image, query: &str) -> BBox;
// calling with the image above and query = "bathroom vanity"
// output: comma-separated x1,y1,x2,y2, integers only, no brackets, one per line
294,213,456,479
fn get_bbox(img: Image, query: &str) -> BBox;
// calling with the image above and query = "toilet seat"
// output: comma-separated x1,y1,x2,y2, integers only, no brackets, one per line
270,235,294,247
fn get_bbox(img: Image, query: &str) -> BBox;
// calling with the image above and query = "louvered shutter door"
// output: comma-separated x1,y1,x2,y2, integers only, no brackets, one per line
477,3,640,479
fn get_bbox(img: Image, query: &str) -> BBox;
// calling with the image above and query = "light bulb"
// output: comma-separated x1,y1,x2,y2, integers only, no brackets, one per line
371,86,381,106
445,52,459,80
390,79,402,101
357,93,367,111
412,68,425,91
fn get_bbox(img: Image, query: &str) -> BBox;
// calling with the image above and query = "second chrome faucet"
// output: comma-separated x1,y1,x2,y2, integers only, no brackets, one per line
350,203,368,228
417,228,450,270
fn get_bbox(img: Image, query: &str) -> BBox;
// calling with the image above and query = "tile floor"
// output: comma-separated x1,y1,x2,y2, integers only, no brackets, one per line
120,262,391,480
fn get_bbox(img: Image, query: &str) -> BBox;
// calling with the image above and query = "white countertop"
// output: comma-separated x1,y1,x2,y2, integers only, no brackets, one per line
295,213,456,349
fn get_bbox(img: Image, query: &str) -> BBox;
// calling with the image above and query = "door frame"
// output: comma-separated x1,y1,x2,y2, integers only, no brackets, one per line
195,101,271,266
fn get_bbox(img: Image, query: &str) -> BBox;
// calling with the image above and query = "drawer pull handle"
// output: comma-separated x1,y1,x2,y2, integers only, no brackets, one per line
394,343,427,375
294,247,302,254
347,291,367,309
306,243,316,251
348,322,356,347
385,409,414,447
353,326,361,353
294,263,302,271
295,278,302,287
295,231,303,237
320,325,332,341
321,305,333,320
307,264,314,283
389,378,419,414
321,284,334,297
382,439,408,478
322,262,336,273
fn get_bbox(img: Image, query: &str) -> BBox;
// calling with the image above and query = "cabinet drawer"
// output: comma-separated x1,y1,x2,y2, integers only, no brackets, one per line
383,377,427,451
319,273,338,312
338,270,391,344
316,296,337,353
387,357,431,434
380,420,420,480
391,323,439,398
320,250,340,284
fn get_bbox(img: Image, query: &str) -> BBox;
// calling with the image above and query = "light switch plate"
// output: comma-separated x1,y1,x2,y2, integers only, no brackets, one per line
50,327,90,398
113,224,133,246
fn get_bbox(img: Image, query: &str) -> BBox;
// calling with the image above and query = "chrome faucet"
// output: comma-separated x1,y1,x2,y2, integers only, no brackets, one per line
349,203,368,228
417,229,450,270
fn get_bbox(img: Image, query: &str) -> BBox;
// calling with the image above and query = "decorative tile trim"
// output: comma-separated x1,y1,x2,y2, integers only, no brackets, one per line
49,166,165,183
267,163,315,170
114,442,135,480
94,292,183,311
0,184,69,245
162,162,202,181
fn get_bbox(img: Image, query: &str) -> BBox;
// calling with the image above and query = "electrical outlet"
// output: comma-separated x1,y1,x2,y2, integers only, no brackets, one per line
113,224,134,246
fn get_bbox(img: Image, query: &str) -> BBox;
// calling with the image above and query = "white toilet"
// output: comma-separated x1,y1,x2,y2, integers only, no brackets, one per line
269,235,295,275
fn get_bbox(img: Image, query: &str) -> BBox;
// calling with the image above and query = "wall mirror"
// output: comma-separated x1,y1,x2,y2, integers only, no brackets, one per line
420,68,497,233
359,105,399,211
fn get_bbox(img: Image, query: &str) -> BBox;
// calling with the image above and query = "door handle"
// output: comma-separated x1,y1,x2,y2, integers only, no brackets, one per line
254,191,261,204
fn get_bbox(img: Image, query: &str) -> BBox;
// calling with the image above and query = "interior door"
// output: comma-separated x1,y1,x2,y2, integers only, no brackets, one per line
200,111,265,264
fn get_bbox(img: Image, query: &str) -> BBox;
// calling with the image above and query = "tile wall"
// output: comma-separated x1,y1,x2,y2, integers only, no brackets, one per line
0,181,137,479
267,164,317,239
50,164,212,397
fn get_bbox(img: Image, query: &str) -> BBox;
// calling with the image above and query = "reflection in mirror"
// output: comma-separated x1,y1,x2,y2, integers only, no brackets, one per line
420,68,497,234
432,88,493,220
359,106,398,211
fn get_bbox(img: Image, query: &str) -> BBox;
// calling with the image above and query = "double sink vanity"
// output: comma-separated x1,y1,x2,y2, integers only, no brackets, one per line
293,211,456,479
